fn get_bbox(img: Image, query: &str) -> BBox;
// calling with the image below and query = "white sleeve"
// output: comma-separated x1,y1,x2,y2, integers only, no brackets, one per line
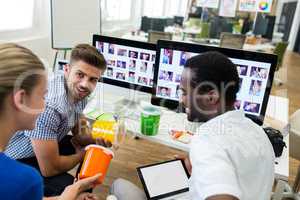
189,136,242,200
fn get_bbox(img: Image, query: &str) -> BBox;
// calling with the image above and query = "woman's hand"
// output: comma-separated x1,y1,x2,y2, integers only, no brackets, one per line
58,174,101,200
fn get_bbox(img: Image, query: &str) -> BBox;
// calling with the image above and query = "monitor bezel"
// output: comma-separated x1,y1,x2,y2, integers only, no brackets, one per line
151,40,277,126
93,34,157,94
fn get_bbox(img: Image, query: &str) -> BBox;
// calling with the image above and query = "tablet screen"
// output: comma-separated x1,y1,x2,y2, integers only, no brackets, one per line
137,160,189,199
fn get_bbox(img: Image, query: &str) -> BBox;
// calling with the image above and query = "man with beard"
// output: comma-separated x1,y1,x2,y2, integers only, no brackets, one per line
5,44,109,197
110,52,275,200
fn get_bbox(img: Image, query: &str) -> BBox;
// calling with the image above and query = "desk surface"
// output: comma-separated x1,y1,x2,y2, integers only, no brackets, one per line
85,94,289,180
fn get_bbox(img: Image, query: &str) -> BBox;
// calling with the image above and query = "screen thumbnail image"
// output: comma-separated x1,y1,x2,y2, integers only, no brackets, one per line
128,50,138,59
129,59,136,71
159,70,174,81
107,59,116,67
116,72,126,80
249,80,262,96
95,41,104,53
138,76,148,85
238,78,243,93
175,74,181,83
149,79,153,86
117,48,128,57
250,66,268,79
162,49,173,65
243,101,261,114
179,51,193,66
106,67,113,77
236,64,248,76
175,85,180,98
128,71,135,83
140,52,151,61
152,54,156,62
140,62,148,73
117,60,127,69
157,86,172,97
108,44,115,54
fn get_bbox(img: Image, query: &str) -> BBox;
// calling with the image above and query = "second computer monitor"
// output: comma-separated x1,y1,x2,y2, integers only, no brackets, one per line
93,35,157,93
152,40,277,125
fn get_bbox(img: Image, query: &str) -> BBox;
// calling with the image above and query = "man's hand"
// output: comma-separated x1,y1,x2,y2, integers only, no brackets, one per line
72,134,112,148
175,154,192,175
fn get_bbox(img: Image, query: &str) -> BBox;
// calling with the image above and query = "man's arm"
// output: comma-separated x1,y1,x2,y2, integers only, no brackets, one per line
31,139,85,177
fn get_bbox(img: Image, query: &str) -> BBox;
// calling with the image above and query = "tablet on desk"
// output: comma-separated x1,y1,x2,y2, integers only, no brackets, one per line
137,159,190,200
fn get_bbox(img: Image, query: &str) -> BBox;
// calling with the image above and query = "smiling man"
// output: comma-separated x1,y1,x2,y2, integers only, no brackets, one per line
5,44,107,197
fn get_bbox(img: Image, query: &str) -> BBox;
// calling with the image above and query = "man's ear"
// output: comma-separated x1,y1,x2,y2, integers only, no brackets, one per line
12,89,27,111
64,63,71,74
206,90,220,105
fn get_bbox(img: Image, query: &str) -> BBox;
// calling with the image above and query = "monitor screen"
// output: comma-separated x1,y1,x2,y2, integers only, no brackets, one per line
152,40,277,125
93,35,156,93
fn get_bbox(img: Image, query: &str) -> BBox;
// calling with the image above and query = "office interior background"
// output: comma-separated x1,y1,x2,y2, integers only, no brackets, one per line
1,0,300,199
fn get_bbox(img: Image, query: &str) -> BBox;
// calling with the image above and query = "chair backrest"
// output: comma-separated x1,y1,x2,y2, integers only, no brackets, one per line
220,33,246,49
289,109,300,160
148,31,172,44
197,22,210,39
273,41,289,70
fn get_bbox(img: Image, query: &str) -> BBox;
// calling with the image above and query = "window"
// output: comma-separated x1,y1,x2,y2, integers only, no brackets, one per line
0,0,34,32
143,0,164,17
142,0,189,17
102,0,132,21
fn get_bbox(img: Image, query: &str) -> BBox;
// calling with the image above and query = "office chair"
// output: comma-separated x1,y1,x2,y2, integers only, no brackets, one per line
220,33,246,49
148,31,172,44
273,41,289,86
272,109,300,200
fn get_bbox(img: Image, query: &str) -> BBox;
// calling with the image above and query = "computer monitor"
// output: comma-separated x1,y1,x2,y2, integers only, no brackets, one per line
151,40,277,125
174,16,184,26
141,16,152,32
140,17,168,32
152,18,167,32
93,35,156,94
253,13,268,36
263,16,276,40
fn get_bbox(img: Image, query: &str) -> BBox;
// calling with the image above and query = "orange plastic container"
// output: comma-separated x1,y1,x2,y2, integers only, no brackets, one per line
79,145,114,184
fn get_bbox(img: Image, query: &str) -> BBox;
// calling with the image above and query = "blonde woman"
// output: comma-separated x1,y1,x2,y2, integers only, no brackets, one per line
0,43,99,200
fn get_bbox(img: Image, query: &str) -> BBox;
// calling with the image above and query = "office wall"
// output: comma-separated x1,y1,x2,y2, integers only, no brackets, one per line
0,0,54,67
0,0,141,67
288,0,300,50
275,0,300,50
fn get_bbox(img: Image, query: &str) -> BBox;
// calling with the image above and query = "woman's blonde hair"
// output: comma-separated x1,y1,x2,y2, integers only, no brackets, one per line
0,43,45,108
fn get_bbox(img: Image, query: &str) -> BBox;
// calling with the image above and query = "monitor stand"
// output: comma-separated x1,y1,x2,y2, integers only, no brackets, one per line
113,96,152,121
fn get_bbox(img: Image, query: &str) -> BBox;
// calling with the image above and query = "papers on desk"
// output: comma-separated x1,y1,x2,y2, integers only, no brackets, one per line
170,129,194,144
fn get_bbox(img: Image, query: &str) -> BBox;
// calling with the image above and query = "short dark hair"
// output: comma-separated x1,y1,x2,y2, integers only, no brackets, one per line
184,51,239,104
71,44,106,70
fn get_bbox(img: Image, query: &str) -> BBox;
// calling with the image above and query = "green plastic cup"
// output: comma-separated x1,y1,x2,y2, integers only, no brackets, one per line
140,106,161,136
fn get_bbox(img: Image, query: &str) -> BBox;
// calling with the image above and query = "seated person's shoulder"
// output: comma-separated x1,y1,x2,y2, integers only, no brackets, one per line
0,154,42,182
0,154,42,196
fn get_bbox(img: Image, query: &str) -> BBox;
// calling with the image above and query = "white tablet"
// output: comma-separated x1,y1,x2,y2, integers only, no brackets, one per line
137,159,190,200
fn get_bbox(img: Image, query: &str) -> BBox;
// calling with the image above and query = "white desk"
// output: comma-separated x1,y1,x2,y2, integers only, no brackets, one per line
243,43,275,53
84,94,289,181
